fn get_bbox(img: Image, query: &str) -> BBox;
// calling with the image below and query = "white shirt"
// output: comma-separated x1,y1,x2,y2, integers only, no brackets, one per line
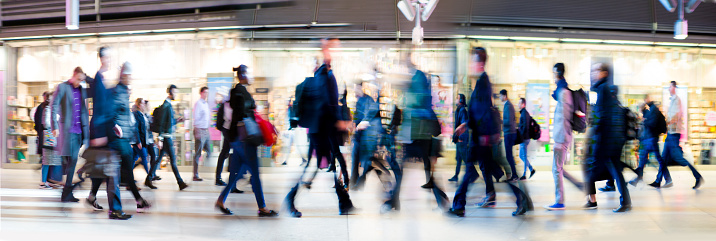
193,98,210,129
667,94,683,134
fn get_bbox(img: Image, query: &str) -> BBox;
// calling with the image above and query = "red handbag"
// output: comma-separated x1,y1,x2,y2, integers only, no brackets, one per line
254,111,277,146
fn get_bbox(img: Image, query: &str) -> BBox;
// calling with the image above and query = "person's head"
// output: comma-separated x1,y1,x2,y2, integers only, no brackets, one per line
644,94,652,103
591,63,610,83
42,91,51,102
135,98,145,111
519,98,526,109
499,89,508,102
98,46,111,67
199,86,209,100
355,82,364,97
457,93,466,106
167,84,178,100
553,63,565,81
69,67,85,87
119,62,132,85
669,81,677,96
234,65,250,85
473,47,487,72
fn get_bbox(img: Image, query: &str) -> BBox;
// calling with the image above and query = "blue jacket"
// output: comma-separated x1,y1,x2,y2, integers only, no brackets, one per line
354,95,372,125
109,83,134,141
502,100,516,134
467,72,498,139
454,104,469,142
300,64,340,134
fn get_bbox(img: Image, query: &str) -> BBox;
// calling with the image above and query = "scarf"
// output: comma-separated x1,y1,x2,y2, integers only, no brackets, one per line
552,78,568,101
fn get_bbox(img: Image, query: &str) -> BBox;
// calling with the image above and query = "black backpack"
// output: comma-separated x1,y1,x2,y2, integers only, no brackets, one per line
149,105,164,133
655,108,668,135
623,107,639,141
571,88,588,133
529,117,541,140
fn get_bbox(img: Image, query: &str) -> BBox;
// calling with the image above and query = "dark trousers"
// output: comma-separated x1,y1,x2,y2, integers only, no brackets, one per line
636,138,670,181
453,141,468,177
657,133,701,183
91,139,142,202
407,139,449,210
350,130,363,187
383,134,402,208
218,139,266,208
330,134,350,185
285,133,354,212
587,144,631,206
132,144,150,174
148,137,184,184
503,133,518,177
216,131,230,179
60,133,82,201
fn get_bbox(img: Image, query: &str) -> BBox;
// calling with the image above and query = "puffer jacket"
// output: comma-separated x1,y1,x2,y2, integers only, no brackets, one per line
110,83,134,141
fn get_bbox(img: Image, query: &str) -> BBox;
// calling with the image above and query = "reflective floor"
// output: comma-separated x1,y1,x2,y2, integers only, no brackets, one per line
2,161,716,241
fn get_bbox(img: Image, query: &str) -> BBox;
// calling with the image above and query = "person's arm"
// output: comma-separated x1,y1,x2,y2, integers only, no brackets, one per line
503,103,509,129
51,85,64,136
561,88,573,129
216,102,225,131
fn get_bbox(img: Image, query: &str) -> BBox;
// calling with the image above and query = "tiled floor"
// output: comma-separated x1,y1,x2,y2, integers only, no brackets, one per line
2,162,716,241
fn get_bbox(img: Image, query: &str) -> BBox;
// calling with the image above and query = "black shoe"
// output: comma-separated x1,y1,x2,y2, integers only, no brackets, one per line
86,198,104,211
693,177,704,189
648,182,660,188
61,196,80,203
178,182,189,191
446,208,465,217
137,199,151,213
339,206,358,215
303,181,313,189
529,169,536,179
231,188,244,193
258,209,279,217
613,205,631,213
599,185,616,192
448,176,458,182
512,206,528,216
215,202,233,215
144,179,157,189
152,176,162,181
288,209,302,218
109,210,132,220
519,176,527,180
421,181,434,189
281,162,287,166
215,179,227,186
193,177,203,182
583,201,598,210
506,176,519,183
380,201,400,214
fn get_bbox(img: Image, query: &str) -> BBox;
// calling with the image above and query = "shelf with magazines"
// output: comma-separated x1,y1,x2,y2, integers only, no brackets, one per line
6,91,43,165
687,89,716,164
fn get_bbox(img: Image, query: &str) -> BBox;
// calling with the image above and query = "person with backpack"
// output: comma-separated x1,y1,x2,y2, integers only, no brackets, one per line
518,98,536,180
629,94,670,187
350,82,373,187
583,63,631,212
449,94,469,182
144,84,188,191
499,89,519,181
657,81,703,189
546,63,580,211
448,47,531,217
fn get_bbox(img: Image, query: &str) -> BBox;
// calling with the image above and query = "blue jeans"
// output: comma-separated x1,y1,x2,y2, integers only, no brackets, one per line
658,133,701,183
637,138,669,182
150,137,184,184
453,141,468,177
132,145,150,174
520,139,533,176
218,140,266,209
503,133,518,177
452,141,493,210
350,130,363,187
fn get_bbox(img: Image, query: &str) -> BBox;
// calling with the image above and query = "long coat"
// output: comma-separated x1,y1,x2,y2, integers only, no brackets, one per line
51,81,89,156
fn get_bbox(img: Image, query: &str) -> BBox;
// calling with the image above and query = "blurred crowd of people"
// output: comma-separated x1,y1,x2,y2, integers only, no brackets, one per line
32,39,703,220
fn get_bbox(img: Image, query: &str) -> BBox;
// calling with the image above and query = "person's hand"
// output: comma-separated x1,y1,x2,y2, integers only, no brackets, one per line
455,123,467,136
356,121,370,131
335,121,347,131
137,143,142,149
53,129,59,137
114,124,123,138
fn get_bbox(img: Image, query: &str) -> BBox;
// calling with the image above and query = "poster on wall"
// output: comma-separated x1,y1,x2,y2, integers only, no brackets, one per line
663,86,688,142
526,82,551,142
207,76,234,141
431,73,454,136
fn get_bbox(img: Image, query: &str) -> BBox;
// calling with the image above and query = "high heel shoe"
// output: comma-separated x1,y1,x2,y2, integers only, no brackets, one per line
215,202,233,215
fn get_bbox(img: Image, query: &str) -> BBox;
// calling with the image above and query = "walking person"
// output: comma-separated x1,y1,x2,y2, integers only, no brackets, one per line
630,95,670,187
215,95,230,186
350,82,373,187
449,94,468,182
53,67,90,203
545,63,579,211
284,39,356,218
130,103,149,174
34,92,51,165
132,98,154,176
499,89,519,181
583,63,631,212
215,64,278,217
38,92,62,189
192,86,212,181
654,81,703,189
447,47,530,217
145,84,188,190
518,98,536,179
353,86,392,191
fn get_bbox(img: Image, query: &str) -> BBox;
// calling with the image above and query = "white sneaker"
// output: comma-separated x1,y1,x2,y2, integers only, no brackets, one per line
39,183,52,189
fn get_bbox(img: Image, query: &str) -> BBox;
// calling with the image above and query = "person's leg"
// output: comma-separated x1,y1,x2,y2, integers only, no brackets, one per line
148,143,165,181
520,140,531,176
453,142,464,178
504,133,518,178
88,178,103,201
114,140,143,201
350,131,362,187
650,139,671,183
384,143,403,209
41,165,49,183
216,133,230,180
164,138,185,184
241,143,267,209
636,141,650,178
61,134,81,200
606,154,631,208
106,174,123,212
218,141,243,204
451,164,478,211
552,143,567,205
133,145,149,174
667,134,702,179
193,129,203,179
